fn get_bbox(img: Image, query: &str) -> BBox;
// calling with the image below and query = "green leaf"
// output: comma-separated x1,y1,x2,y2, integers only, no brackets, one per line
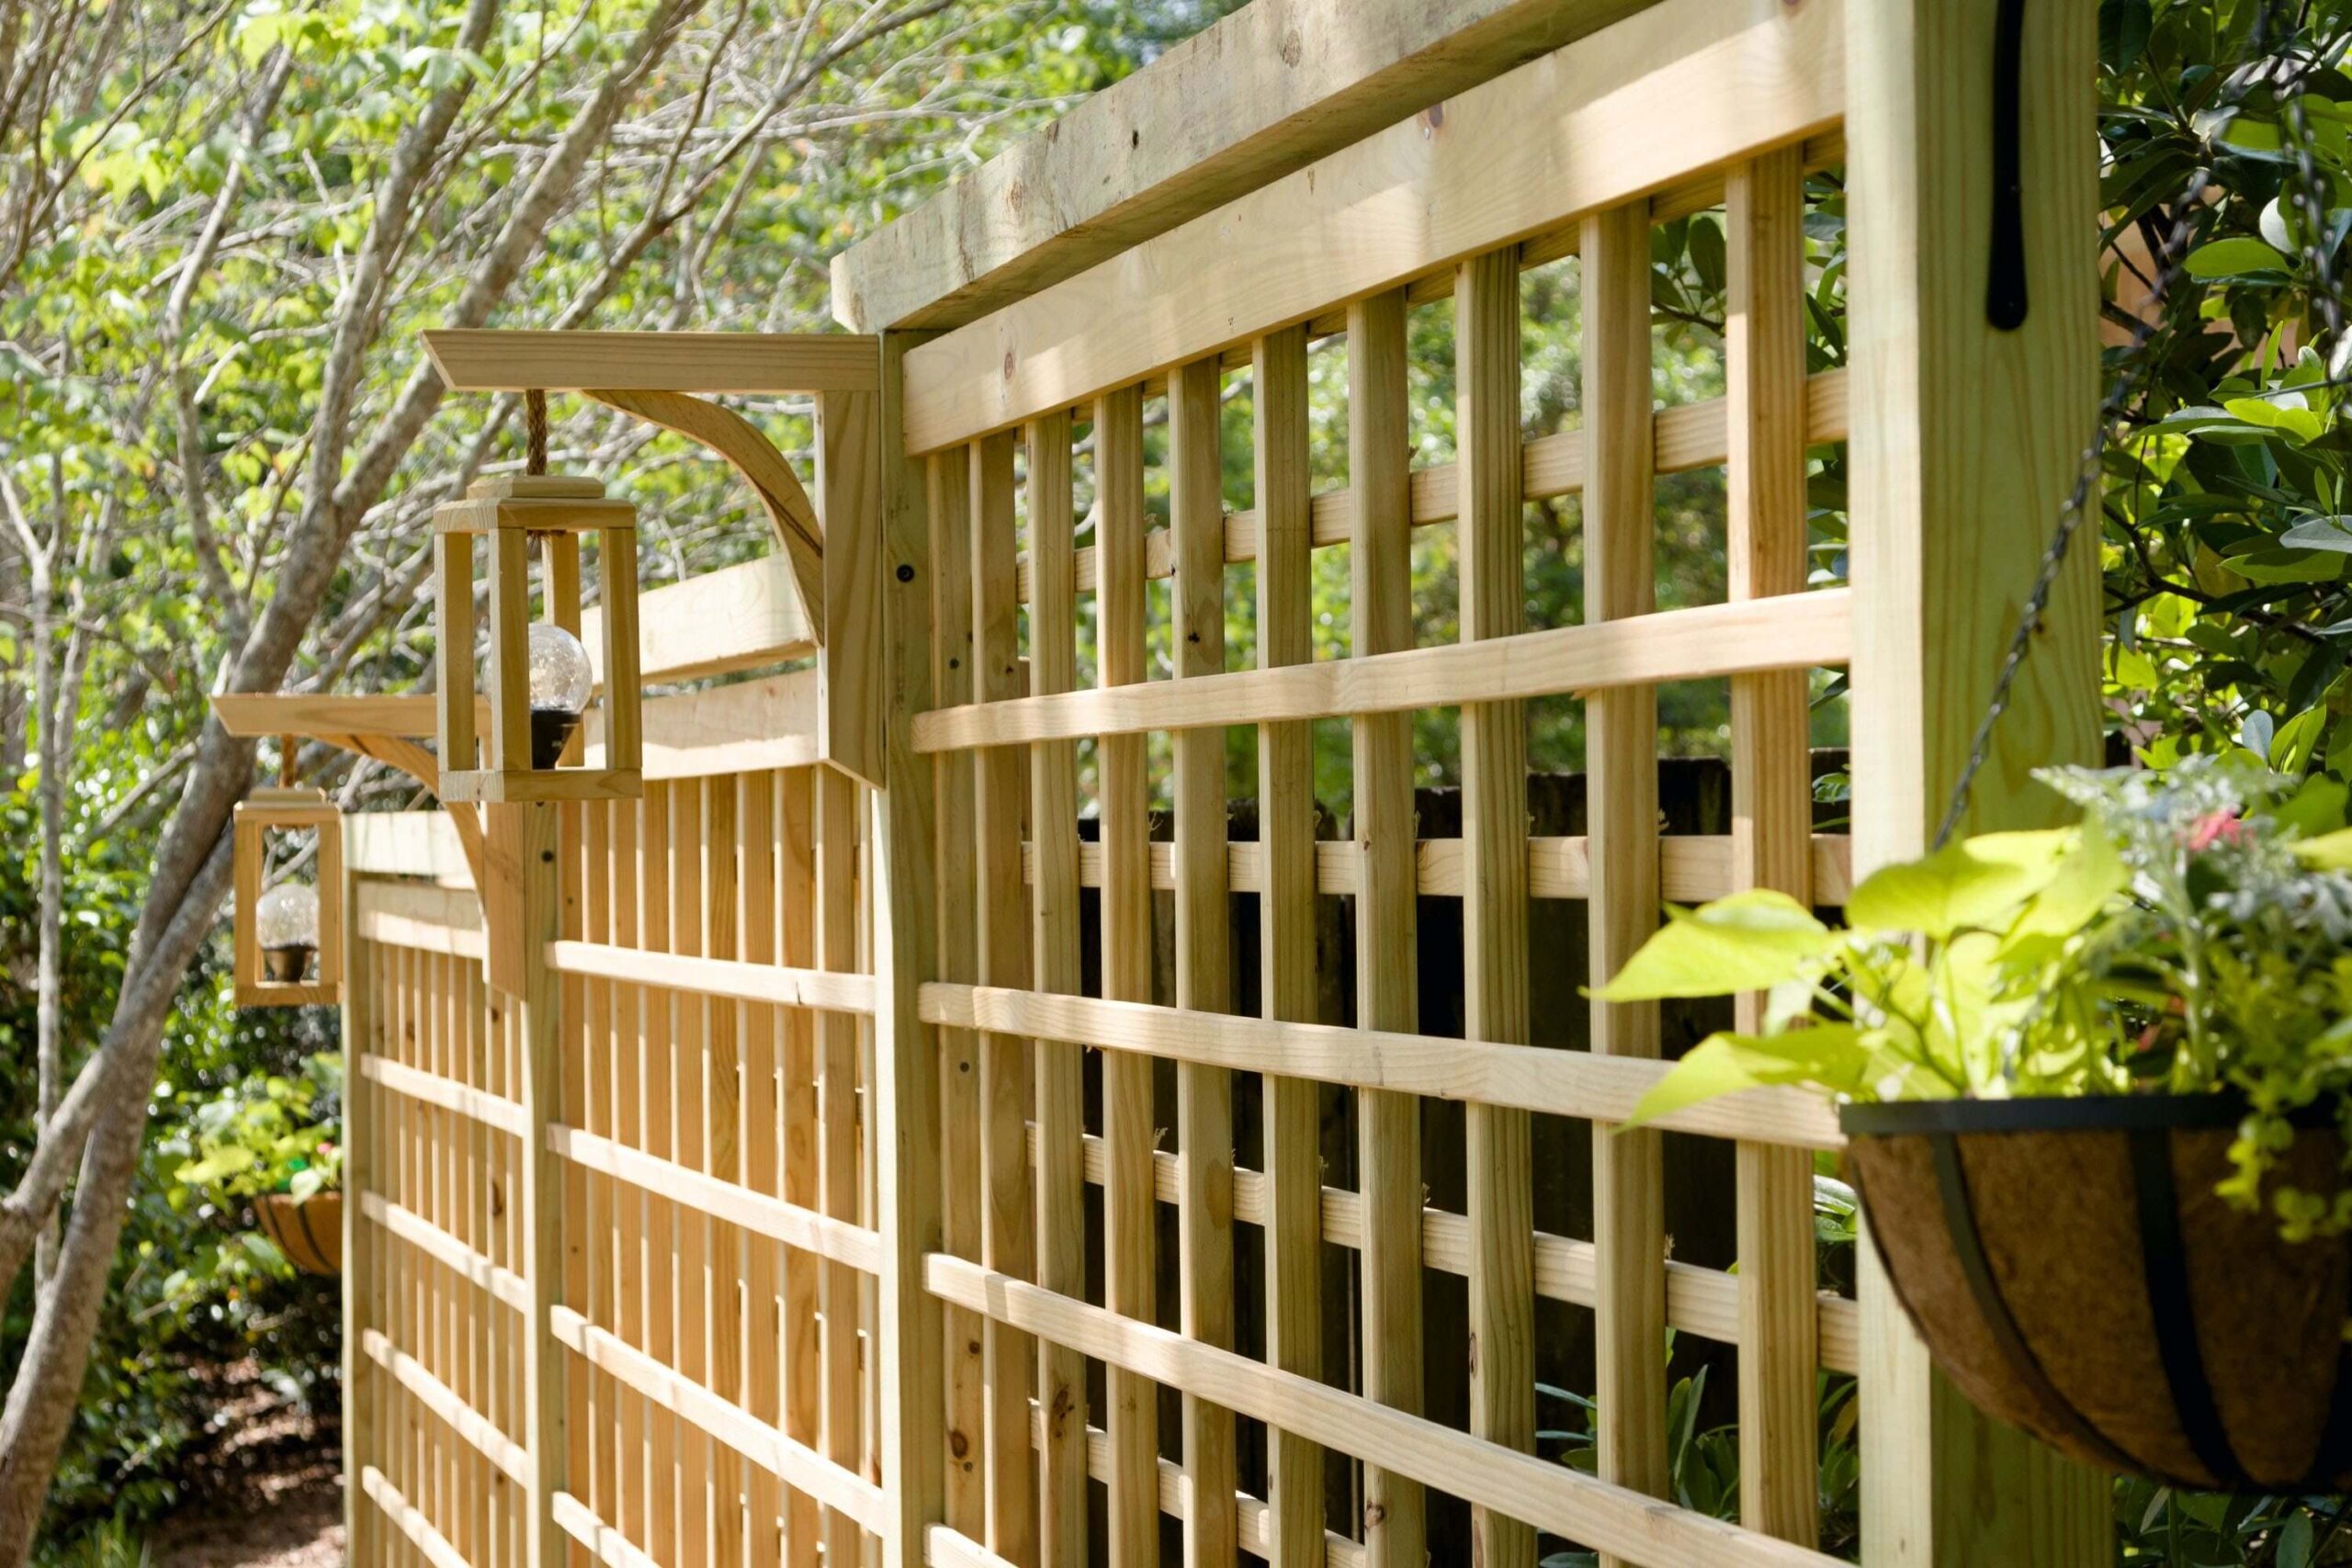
2186,237,2294,279
2278,514,2352,553
1596,889,1833,1001
1623,1025,1871,1129
1846,834,2071,940
2274,705,2327,773
2295,827,2352,870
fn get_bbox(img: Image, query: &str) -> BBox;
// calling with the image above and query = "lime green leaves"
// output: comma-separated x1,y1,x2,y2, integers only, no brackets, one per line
1597,890,1833,1000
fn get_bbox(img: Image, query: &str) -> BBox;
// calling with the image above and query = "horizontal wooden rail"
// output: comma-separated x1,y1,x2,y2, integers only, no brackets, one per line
553,1492,662,1568
361,1466,472,1568
359,1191,527,1313
1025,1125,1859,1371
928,1526,1017,1568
583,668,824,782
926,1255,1844,1568
549,1304,887,1533
359,1055,526,1139
357,908,488,961
546,1123,882,1273
924,984,1841,1150
583,556,817,690
917,590,1850,751
359,1327,531,1486
1021,369,1849,603
1019,1405,1366,1568
1025,832,1855,907
546,941,876,1014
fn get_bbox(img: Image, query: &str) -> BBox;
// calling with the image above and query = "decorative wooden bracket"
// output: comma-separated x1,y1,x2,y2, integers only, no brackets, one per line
581,388,827,629
421,329,880,645
210,694,489,891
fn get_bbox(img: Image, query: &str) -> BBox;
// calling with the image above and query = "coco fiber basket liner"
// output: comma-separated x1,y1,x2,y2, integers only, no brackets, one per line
1842,1096,2352,1491
254,1190,342,1277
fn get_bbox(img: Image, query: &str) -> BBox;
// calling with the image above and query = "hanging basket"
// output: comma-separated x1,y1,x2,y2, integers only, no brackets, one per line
254,1191,343,1278
1845,1097,2352,1492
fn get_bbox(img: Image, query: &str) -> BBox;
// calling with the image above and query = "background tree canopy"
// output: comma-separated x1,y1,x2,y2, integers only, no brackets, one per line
4,0,2352,1561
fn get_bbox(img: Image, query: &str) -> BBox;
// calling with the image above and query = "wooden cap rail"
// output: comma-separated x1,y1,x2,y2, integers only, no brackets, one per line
897,0,1843,454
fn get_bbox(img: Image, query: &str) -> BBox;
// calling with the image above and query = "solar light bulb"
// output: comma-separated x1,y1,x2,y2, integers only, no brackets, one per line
526,622,592,768
256,883,319,984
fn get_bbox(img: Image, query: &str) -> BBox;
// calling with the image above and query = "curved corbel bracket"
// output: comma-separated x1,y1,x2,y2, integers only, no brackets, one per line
325,731,489,893
583,388,827,638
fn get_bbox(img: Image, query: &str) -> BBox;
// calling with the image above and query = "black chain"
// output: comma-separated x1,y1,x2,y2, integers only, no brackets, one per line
1933,6,2326,847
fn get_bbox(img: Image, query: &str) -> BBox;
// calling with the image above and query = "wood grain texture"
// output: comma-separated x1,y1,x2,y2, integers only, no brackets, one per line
929,441,989,1543
897,0,1844,452
1454,248,1535,1568
1845,0,2110,1563
1724,148,1822,1548
1581,204,1668,1566
1023,409,1090,1568
969,430,1039,1567
1345,288,1424,1568
1253,324,1324,1568
1168,355,1237,1568
582,557,816,690
1095,384,1160,1568
424,330,879,393
872,330,950,1568
828,0,1661,331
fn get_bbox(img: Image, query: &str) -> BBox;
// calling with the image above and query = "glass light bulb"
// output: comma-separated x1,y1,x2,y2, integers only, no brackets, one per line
527,622,593,716
256,883,320,950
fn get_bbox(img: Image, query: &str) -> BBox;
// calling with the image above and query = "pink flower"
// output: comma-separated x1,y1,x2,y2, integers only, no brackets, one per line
2186,809,2246,852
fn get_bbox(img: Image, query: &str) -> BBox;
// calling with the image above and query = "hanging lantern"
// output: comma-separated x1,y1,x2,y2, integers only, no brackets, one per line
433,397,641,804
234,780,345,1008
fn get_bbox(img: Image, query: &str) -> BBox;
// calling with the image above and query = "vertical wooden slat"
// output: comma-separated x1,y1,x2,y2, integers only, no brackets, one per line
931,440,989,1538
784,766,824,1568
705,776,746,1568
1095,381,1159,1568
1253,323,1323,1568
1025,408,1090,1568
817,765,868,1566
739,771,785,1568
1457,245,1537,1568
1346,286,1425,1568
1579,207,1668,1565
672,779,716,1568
583,802,616,1555
1169,355,1237,1568
641,784,681,1568
1725,147,1823,1547
343,874,374,1568
873,328,948,1568
613,787,650,1561
437,533,477,773
971,428,1040,1566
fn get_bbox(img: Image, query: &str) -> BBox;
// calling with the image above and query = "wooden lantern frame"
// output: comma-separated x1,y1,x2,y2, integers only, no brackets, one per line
232,785,344,1007
434,473,642,804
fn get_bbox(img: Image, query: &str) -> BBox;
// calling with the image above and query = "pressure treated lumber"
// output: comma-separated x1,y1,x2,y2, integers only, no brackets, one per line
898,0,1843,451
1845,0,2111,1563
424,330,879,394
924,1257,1849,1568
829,0,1662,331
915,591,1852,750
582,557,816,688
1725,147,1822,1547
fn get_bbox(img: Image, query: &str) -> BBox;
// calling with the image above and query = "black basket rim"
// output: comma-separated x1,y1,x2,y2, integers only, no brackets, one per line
1839,1093,2338,1137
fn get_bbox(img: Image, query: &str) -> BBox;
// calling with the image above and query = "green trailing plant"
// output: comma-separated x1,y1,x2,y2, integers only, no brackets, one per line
170,1053,343,1208
1606,758,2352,1239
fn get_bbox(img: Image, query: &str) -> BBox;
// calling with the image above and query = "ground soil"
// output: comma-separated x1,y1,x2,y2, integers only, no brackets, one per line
147,1367,343,1568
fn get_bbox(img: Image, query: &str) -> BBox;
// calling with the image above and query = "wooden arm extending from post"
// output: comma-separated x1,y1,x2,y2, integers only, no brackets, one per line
209,693,489,891
422,329,881,641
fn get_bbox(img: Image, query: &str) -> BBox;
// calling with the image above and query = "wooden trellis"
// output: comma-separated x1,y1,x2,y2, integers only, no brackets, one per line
335,2,2110,1568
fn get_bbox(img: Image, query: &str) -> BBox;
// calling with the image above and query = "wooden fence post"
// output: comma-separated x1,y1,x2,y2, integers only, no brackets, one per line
341,857,374,1568
874,330,947,1568
1847,0,2109,1563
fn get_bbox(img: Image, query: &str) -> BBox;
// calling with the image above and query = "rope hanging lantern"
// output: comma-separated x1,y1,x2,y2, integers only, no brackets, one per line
232,736,345,1008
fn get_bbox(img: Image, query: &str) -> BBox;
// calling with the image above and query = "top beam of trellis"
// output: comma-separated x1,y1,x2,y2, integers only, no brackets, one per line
423,330,878,394
829,0,1668,332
